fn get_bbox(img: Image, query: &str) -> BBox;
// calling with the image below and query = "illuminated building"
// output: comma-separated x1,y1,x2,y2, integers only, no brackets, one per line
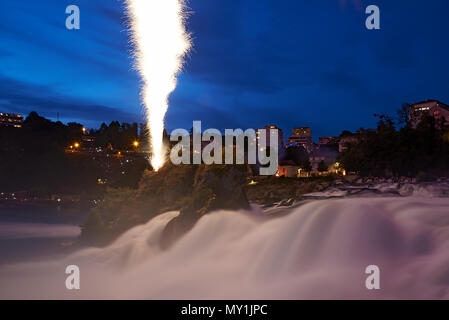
256,125,284,151
0,112,23,128
287,127,313,152
292,127,311,137
277,160,301,178
409,100,449,128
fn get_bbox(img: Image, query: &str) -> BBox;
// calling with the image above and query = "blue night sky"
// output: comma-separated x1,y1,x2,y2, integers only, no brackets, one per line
0,0,448,140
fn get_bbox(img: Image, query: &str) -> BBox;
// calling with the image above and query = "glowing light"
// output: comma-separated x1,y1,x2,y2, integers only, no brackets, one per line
74,142,80,148
133,141,139,148
125,0,191,171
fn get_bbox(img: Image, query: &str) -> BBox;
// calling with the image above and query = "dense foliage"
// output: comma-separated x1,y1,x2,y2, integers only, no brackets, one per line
283,146,312,171
339,114,449,178
0,112,148,194
94,121,140,150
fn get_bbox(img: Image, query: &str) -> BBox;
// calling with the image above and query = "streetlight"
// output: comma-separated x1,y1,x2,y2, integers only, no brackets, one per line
74,142,80,148
133,141,139,148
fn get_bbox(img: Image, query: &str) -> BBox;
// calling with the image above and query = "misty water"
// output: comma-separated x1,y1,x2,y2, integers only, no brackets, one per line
1,183,449,299
0,208,83,264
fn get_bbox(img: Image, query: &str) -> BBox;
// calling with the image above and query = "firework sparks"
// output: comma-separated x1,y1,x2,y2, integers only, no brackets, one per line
125,0,191,171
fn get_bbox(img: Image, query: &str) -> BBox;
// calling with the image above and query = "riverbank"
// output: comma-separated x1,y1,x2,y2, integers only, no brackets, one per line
245,175,449,207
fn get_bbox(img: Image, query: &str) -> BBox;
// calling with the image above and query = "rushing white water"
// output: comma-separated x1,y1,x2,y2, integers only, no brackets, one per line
1,191,449,299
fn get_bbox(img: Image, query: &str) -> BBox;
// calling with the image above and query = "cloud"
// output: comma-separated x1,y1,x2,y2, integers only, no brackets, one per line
0,74,139,124
0,2,131,76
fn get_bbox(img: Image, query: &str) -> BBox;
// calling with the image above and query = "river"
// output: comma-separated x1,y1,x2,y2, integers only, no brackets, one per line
1,183,449,299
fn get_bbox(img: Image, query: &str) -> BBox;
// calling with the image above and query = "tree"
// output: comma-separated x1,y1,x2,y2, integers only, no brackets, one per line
0,112,149,193
339,106,449,178
93,121,139,150
299,159,312,173
397,103,411,127
318,160,328,172
284,146,308,166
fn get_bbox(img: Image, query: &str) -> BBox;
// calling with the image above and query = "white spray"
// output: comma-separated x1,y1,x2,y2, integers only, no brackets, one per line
3,194,449,299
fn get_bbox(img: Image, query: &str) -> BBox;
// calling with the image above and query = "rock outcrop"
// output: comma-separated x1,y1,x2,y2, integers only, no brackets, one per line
160,164,250,249
81,162,250,248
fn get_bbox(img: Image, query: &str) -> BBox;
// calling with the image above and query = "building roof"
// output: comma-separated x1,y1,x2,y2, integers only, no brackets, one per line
411,100,449,110
259,125,282,131
0,112,23,118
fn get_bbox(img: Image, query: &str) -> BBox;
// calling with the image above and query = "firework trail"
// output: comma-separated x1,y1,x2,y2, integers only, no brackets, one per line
125,0,191,171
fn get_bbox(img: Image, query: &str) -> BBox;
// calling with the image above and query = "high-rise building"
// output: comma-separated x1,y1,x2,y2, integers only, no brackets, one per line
292,127,311,137
287,127,313,152
0,112,23,128
409,100,449,128
256,125,284,151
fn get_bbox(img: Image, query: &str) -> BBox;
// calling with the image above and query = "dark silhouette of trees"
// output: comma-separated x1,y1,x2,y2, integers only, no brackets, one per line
339,110,449,178
0,112,149,193
318,160,328,172
93,121,139,150
299,159,312,173
397,103,411,127
284,146,308,166
283,146,312,173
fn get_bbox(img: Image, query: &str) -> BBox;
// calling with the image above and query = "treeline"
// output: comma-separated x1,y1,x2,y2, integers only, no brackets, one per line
93,122,172,150
282,146,312,171
340,111,449,179
0,112,148,193
94,122,141,150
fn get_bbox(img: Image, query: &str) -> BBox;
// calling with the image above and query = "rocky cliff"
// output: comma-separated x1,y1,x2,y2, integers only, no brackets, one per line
81,163,250,247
